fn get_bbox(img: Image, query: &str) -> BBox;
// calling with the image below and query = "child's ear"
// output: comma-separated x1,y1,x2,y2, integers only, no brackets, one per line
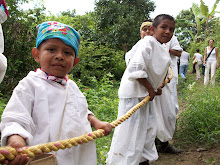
32,47,40,63
73,57,80,67
150,26,154,33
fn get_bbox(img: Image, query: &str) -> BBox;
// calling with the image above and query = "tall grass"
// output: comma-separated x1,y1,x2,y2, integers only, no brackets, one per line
176,76,220,147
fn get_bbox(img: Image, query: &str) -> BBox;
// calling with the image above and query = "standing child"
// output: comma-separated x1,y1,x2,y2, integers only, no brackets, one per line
0,0,8,83
0,21,112,165
106,14,175,165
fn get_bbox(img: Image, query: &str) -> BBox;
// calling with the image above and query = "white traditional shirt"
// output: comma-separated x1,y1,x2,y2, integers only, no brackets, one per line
119,36,171,98
125,39,142,66
0,71,97,165
165,36,182,79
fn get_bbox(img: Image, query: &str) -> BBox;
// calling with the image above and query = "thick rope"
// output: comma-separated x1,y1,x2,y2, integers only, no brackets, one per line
0,68,173,162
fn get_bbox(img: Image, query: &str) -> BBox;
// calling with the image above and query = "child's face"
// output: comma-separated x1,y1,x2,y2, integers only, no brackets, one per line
140,25,153,39
153,19,175,44
32,38,79,78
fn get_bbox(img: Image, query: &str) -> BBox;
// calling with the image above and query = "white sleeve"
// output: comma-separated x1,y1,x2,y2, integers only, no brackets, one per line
0,84,36,146
0,53,7,83
126,39,151,80
170,36,182,52
0,24,4,53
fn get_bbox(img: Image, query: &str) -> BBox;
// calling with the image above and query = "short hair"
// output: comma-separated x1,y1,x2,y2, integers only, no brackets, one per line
196,49,200,52
153,14,175,28
183,48,186,51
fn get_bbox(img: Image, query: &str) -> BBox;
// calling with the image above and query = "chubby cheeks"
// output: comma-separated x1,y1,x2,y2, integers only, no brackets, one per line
32,38,79,78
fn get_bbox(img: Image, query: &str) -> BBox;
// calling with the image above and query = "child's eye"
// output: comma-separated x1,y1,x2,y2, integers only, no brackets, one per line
65,51,73,56
48,48,55,52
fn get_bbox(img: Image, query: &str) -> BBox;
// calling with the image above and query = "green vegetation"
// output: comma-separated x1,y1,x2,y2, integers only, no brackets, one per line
176,75,220,147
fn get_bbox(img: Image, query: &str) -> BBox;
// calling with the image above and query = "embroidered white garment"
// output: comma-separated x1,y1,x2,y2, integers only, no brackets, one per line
0,71,97,165
35,68,69,86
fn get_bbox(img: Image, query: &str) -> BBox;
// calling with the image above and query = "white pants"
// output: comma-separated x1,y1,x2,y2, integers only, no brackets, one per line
154,86,176,142
195,61,202,80
167,77,179,114
204,62,217,86
106,98,158,165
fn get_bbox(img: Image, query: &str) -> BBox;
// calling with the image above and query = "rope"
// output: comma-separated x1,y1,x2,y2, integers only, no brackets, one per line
0,68,173,162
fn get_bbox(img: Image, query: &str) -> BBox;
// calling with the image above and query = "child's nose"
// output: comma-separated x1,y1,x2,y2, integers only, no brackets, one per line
55,51,64,60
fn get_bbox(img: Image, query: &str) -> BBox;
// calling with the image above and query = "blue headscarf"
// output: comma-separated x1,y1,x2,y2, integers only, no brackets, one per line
36,21,80,56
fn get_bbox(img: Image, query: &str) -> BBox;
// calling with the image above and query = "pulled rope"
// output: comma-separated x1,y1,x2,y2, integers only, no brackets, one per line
0,68,173,162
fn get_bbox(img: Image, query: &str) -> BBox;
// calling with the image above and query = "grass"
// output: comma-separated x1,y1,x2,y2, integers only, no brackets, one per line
175,72,220,148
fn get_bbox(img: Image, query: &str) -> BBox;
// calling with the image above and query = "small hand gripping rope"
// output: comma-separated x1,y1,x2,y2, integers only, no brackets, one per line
0,68,173,162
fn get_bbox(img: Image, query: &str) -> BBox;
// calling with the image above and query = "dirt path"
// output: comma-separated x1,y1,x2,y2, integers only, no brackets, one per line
152,72,220,165
151,145,220,165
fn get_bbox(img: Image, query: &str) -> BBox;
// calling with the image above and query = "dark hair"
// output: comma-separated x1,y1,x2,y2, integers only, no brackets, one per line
183,48,186,51
196,49,200,52
208,38,214,44
153,14,175,28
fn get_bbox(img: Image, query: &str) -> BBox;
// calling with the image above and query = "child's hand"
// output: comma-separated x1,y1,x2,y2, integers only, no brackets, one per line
94,121,113,136
148,88,155,101
155,87,162,95
4,134,29,165
89,115,112,136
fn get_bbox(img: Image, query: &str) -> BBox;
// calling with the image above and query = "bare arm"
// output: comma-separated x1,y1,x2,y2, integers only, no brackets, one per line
169,49,182,57
137,78,155,101
216,47,219,67
88,115,112,136
204,47,207,64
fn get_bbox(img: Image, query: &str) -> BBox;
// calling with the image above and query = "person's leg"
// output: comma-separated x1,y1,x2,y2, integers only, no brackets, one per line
183,65,188,78
202,64,205,75
210,62,217,85
204,62,211,86
141,102,158,164
179,65,186,79
107,98,152,165
195,62,201,80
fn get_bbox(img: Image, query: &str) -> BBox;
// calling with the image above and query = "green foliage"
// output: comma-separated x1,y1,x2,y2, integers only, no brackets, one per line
0,0,46,94
176,82,220,146
71,40,125,85
94,0,155,52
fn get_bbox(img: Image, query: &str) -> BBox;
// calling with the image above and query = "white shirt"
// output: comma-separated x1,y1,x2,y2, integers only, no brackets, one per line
194,53,203,62
180,51,190,66
165,36,182,78
206,47,217,63
0,71,97,165
119,36,171,98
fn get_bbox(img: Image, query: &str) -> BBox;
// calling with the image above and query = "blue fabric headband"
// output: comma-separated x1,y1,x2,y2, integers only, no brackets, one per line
36,21,80,56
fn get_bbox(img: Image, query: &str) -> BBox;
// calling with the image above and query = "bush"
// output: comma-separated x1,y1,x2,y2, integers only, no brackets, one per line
71,41,125,86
